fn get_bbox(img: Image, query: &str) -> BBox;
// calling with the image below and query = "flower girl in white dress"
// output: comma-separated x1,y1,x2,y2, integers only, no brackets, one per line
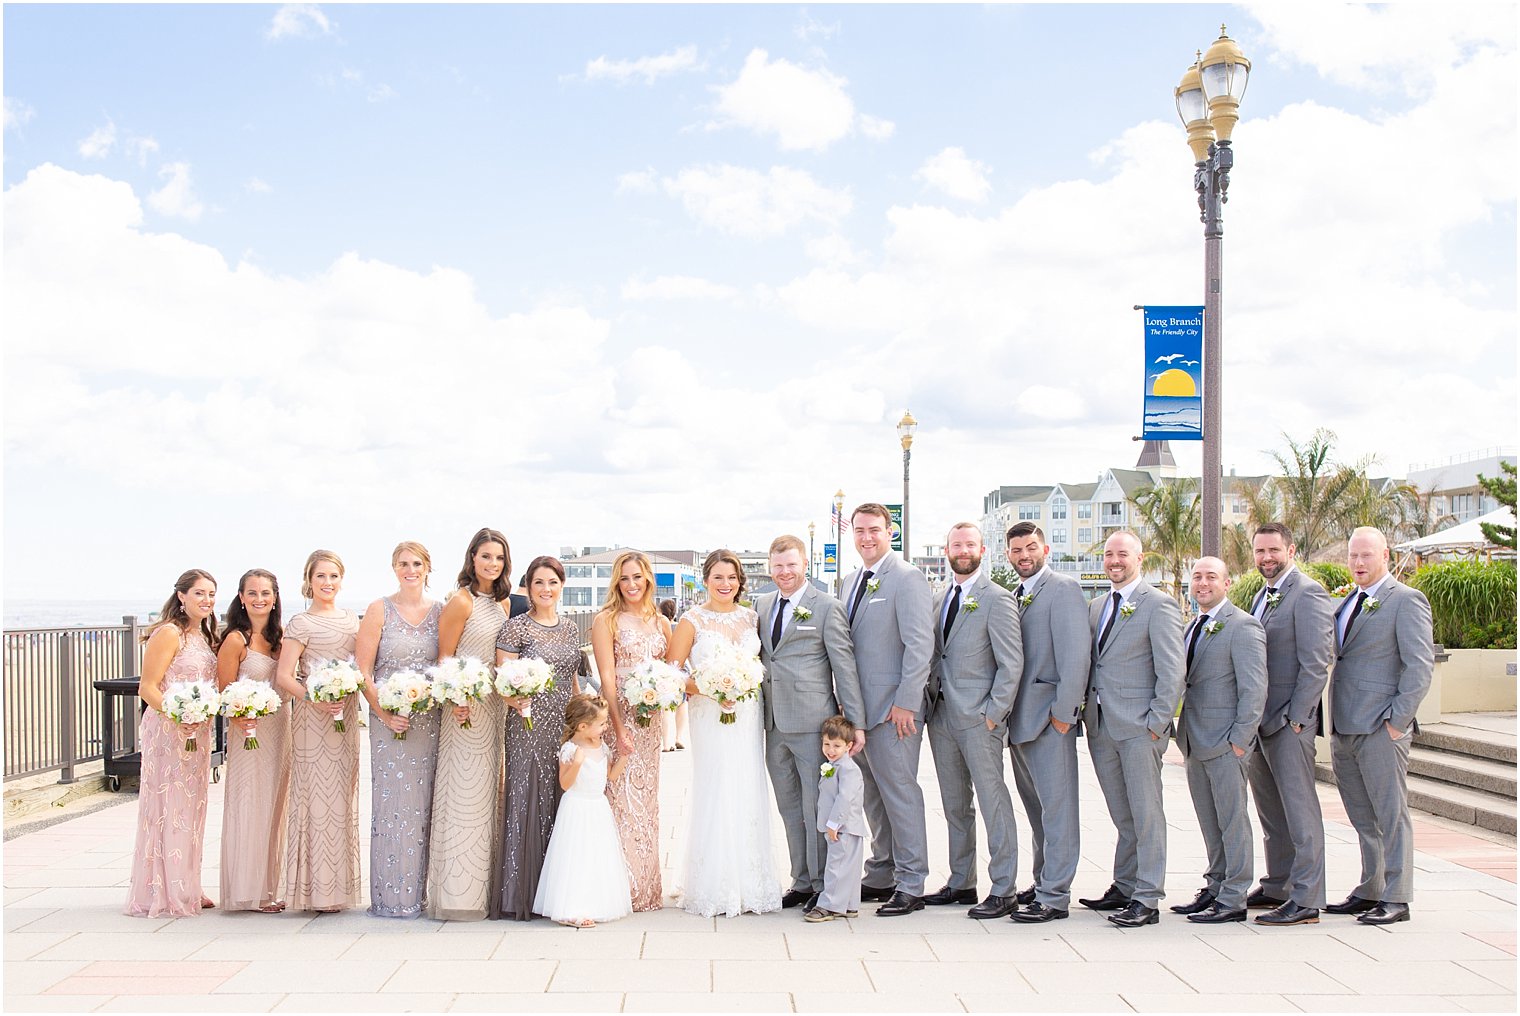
533,695,633,928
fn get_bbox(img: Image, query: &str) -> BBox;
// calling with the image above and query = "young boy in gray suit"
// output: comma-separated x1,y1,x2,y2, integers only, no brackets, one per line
807,716,866,922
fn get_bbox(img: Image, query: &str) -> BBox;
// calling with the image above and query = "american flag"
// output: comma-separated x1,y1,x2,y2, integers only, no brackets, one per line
830,500,843,533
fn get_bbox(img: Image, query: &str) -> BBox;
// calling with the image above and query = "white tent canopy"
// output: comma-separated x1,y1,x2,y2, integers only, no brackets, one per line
1394,507,1517,556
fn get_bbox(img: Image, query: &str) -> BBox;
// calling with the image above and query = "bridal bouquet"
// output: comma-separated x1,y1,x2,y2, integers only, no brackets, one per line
494,657,556,730
427,656,495,729
621,660,686,728
161,680,220,752
306,657,365,732
376,669,436,739
689,642,765,725
218,678,283,750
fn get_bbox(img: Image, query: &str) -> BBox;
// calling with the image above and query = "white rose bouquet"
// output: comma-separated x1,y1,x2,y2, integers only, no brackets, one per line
621,659,686,728
306,657,365,732
427,656,495,729
690,642,765,725
376,669,436,740
218,678,283,750
494,657,556,730
161,680,220,752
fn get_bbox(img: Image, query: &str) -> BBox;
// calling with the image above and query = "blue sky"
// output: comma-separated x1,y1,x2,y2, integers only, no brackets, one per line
4,3,1515,601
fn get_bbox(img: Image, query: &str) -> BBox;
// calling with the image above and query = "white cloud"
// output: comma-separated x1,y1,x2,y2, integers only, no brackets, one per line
584,45,702,85
4,97,36,130
245,177,273,194
1015,385,1087,422
661,163,852,238
77,121,116,159
124,135,159,167
367,83,397,103
709,49,890,151
621,275,738,302
266,4,334,41
795,9,841,43
147,162,204,220
914,147,992,202
615,168,658,195
858,114,895,141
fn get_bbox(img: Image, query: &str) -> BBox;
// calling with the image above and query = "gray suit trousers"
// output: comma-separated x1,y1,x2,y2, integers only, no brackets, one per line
1087,708,1168,906
1331,730,1415,903
766,728,826,893
928,717,1018,895
1010,723,1080,909
1247,723,1326,907
856,722,929,895
1184,750,1254,909
819,831,864,914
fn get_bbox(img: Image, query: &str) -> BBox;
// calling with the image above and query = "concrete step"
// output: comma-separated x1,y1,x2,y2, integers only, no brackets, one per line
1416,722,1517,764
1409,745,1518,799
1316,763,1518,836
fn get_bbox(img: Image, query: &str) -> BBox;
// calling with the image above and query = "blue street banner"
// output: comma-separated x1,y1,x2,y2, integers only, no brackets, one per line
1141,305,1204,440
823,543,837,574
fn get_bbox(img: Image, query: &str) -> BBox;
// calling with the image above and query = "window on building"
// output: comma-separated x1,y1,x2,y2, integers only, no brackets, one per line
567,565,593,579
1050,498,1067,520
1078,528,1092,545
596,565,613,579
1052,528,1067,545
1018,504,1041,520
1077,503,1093,519
563,587,593,606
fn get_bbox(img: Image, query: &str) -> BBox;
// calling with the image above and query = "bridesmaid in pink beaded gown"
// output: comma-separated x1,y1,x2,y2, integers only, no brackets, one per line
125,569,220,918
591,551,672,912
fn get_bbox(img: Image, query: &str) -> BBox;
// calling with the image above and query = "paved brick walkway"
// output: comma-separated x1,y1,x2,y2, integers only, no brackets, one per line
4,737,1515,1013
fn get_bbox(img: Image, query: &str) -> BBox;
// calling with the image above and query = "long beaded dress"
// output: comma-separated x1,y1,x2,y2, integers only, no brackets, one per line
494,612,582,920
603,613,668,912
368,598,443,918
284,609,362,911
219,648,292,911
426,591,507,921
124,629,216,917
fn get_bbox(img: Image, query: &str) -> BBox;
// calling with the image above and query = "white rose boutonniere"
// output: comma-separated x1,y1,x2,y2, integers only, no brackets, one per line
1019,592,1034,608
1264,591,1283,609
792,605,812,622
962,596,979,614
1119,602,1137,618
819,762,837,778
1365,597,1381,613
1203,619,1225,637
866,577,881,595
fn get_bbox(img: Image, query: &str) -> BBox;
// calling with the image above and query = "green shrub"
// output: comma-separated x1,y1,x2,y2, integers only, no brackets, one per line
1228,571,1264,611
1408,560,1518,649
1228,561,1349,611
1302,561,1352,590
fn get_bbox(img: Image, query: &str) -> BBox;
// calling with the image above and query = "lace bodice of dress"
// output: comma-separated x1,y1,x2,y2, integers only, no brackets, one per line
559,740,609,797
160,631,217,693
612,614,667,673
685,604,760,668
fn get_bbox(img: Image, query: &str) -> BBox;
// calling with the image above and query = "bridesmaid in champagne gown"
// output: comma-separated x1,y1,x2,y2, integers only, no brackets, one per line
276,550,363,913
592,551,672,912
216,569,292,912
427,528,511,921
357,541,442,918
125,569,220,917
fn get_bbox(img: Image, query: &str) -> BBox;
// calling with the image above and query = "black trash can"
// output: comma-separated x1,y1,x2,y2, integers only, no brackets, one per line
93,677,227,791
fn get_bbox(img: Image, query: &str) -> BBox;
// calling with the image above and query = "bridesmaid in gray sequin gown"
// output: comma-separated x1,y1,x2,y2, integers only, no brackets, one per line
356,541,443,918
494,555,583,920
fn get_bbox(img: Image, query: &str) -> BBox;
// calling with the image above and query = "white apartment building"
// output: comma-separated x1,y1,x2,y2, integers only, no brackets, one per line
1407,449,1516,525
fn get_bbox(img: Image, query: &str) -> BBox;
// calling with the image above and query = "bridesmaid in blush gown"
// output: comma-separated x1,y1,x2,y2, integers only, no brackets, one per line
592,550,672,912
125,569,220,917
427,527,511,921
275,550,363,913
356,540,442,918
216,568,292,912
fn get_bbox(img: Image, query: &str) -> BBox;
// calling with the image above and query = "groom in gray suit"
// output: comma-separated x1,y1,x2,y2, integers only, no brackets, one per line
839,502,935,916
756,534,865,910
1079,530,1185,928
925,522,1023,919
1325,526,1434,926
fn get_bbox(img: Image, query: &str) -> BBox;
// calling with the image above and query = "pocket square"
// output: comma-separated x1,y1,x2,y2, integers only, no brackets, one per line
868,597,886,603
797,625,817,630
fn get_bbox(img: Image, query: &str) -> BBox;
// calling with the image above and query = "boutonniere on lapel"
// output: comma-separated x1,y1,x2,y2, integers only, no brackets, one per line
1364,597,1381,613
819,762,837,778
1119,602,1137,618
1203,618,1225,637
1019,592,1034,608
961,596,979,614
1264,591,1283,610
791,605,812,622
1331,583,1354,598
865,577,881,595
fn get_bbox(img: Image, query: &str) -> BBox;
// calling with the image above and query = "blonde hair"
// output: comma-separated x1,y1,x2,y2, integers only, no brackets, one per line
391,540,432,575
301,550,344,599
562,694,609,745
596,550,657,635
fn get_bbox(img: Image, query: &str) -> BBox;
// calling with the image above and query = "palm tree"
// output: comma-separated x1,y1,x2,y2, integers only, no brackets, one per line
1130,478,1201,607
1220,522,1254,577
1391,481,1456,542
1268,429,1367,558
1340,475,1413,540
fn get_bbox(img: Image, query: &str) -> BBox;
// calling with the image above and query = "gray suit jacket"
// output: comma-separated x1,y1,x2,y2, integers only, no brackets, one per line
1253,566,1334,735
1086,582,1186,741
757,584,865,733
817,752,867,836
927,572,1022,730
1008,569,1090,745
1177,600,1268,760
839,552,936,727
1330,578,1434,735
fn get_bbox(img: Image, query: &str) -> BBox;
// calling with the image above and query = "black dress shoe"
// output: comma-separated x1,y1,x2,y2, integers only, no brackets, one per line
968,894,1019,920
1325,894,1379,915
923,884,979,906
1187,904,1247,924
1255,902,1320,926
1357,901,1410,925
781,889,812,909
1107,901,1160,928
1015,884,1037,906
859,884,896,903
1246,887,1288,909
1078,885,1131,911
876,891,925,917
1169,888,1217,915
1011,901,1068,923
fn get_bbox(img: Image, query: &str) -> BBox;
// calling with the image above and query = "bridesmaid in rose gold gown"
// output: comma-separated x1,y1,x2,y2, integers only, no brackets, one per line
216,568,291,912
125,569,220,918
592,551,672,912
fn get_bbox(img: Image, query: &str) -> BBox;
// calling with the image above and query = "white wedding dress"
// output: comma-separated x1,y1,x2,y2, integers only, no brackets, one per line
679,604,782,918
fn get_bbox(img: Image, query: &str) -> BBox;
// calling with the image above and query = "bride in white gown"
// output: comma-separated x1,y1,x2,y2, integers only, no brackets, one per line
667,549,782,918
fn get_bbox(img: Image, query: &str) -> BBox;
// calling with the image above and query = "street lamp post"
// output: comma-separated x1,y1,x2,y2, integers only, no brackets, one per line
1176,25,1249,559
808,521,816,579
833,489,845,595
897,410,918,562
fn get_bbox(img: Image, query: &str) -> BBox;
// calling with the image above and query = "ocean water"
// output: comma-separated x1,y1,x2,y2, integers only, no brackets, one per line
4,600,162,630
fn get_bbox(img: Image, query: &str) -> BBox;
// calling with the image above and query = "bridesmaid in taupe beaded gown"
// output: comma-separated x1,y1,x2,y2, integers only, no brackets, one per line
427,528,512,921
494,555,583,920
275,550,363,913
357,540,443,918
216,568,292,912
592,550,672,912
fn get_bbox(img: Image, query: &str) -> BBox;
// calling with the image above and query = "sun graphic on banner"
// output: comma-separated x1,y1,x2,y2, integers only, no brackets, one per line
1152,369,1197,396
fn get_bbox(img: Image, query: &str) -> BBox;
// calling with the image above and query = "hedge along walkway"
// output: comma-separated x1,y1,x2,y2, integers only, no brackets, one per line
4,732,1515,1013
